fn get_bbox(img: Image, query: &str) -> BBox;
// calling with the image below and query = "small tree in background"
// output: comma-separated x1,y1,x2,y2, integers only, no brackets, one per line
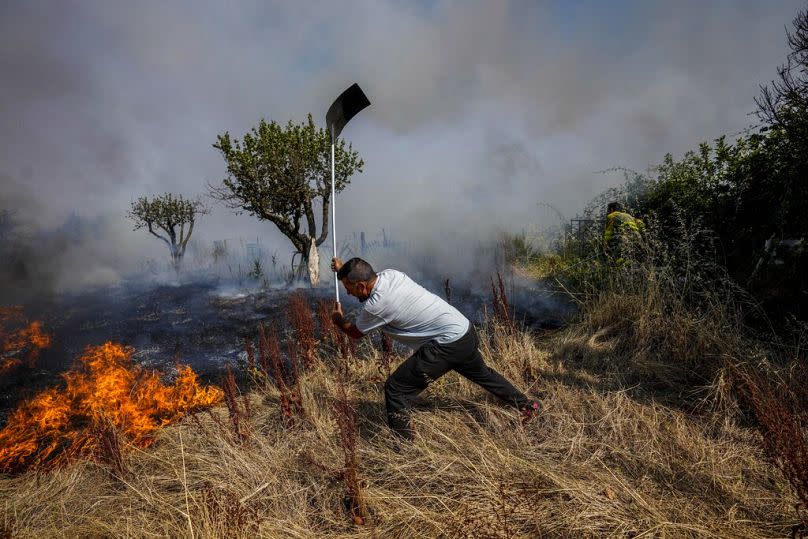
209,114,363,286
127,193,209,274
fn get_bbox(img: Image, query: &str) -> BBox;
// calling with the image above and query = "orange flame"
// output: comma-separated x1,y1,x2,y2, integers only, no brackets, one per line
0,306,52,375
0,342,222,473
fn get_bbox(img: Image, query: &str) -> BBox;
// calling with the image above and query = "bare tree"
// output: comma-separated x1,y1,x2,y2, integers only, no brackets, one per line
127,193,209,273
756,9,808,137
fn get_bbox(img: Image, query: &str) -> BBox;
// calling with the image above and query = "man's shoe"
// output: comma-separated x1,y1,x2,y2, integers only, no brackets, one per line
520,401,541,424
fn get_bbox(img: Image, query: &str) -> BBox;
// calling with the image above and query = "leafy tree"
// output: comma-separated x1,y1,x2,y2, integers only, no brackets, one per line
127,193,208,273
209,114,363,286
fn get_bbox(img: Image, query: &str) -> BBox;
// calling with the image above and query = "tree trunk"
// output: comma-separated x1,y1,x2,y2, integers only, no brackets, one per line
306,238,320,287
170,242,182,277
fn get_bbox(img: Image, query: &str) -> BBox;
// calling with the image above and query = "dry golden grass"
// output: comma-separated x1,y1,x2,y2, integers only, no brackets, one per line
0,307,799,538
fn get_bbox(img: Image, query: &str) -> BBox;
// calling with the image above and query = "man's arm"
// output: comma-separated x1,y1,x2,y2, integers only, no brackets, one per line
331,301,365,340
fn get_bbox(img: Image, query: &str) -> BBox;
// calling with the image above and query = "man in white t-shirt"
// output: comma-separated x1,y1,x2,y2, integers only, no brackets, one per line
330,257,540,440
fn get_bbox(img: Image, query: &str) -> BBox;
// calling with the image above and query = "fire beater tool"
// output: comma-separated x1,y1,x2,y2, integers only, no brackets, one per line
326,83,371,303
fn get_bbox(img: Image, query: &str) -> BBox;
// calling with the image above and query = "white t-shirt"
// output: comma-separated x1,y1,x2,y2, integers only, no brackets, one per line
355,269,470,350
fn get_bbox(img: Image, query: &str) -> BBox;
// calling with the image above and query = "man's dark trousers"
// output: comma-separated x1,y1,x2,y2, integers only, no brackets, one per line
384,325,530,439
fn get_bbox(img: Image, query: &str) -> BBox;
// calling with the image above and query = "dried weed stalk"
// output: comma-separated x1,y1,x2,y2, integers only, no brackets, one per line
222,364,249,441
287,292,318,367
732,364,808,531
333,368,368,526
257,323,304,427
296,366,368,526
316,298,335,345
491,272,512,329
199,482,262,536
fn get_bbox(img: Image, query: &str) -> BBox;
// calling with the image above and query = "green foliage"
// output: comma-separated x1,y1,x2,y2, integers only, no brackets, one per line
522,253,605,306
210,114,364,260
127,193,208,269
521,252,567,280
249,258,264,280
499,230,540,266
581,125,806,321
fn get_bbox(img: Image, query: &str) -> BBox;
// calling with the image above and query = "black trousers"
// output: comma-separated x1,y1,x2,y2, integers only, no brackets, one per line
384,325,530,439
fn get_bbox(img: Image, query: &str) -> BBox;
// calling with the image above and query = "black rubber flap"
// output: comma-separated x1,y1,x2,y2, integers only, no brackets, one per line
326,83,370,141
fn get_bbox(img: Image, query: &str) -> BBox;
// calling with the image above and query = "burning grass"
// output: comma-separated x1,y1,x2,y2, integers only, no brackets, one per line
0,342,222,473
0,306,51,375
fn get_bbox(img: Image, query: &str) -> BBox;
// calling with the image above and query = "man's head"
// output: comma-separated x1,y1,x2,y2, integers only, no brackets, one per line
607,201,624,214
337,258,377,301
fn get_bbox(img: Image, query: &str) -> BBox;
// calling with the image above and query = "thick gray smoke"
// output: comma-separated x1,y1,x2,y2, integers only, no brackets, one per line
0,0,802,301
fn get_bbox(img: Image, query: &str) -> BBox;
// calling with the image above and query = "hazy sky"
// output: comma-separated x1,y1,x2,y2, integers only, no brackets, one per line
0,0,803,291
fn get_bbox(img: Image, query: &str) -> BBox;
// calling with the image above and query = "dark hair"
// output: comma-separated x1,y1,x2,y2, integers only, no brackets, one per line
337,257,376,283
607,201,624,213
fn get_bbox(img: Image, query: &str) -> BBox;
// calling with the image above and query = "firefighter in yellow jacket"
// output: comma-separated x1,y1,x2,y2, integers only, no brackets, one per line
603,201,645,265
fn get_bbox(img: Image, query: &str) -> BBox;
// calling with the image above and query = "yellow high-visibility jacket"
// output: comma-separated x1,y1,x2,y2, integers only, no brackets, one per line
603,211,645,256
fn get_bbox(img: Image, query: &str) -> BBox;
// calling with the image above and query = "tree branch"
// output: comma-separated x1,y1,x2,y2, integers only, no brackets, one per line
147,222,172,248
316,196,330,247
305,199,317,240
180,218,195,258
292,208,302,236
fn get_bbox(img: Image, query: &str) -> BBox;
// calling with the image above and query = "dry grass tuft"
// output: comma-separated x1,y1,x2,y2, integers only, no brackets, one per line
93,417,128,479
551,259,751,410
